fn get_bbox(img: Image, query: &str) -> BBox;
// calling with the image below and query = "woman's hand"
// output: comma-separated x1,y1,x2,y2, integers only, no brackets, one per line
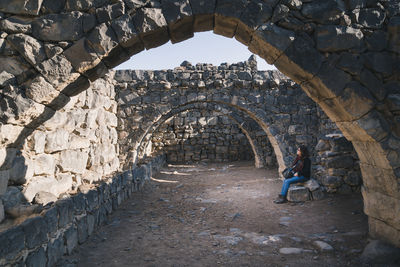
294,172,298,177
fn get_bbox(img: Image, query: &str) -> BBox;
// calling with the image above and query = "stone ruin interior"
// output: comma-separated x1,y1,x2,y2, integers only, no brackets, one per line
0,0,399,266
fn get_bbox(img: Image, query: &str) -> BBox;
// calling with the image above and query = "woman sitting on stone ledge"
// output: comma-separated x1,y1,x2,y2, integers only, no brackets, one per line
274,145,311,204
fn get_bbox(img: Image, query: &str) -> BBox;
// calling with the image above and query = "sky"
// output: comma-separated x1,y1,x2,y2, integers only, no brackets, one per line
114,31,276,71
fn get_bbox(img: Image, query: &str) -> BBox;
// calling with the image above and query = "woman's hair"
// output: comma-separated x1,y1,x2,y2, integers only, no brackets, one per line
298,145,309,159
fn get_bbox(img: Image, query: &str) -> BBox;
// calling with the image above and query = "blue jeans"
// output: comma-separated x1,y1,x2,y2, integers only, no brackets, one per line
280,176,308,197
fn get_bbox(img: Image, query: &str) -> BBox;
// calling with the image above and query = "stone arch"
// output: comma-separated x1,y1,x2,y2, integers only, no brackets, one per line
0,0,399,246
134,101,277,169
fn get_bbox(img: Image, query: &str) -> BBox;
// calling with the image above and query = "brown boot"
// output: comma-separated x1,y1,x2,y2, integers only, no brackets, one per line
273,194,287,204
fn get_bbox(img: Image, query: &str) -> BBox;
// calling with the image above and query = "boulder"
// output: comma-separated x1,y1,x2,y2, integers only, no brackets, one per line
287,185,310,202
361,240,400,265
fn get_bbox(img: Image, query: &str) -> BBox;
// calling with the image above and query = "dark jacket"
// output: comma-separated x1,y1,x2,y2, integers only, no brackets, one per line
292,156,311,179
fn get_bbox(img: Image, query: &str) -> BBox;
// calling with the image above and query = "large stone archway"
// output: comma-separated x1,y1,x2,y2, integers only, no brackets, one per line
0,0,399,246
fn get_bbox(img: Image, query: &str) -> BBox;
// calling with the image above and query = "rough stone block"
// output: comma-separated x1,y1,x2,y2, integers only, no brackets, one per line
87,23,119,57
72,193,87,215
274,34,323,84
355,110,390,142
7,33,46,65
301,0,343,24
60,150,89,174
102,45,133,69
47,234,65,267
132,8,169,49
304,179,320,191
87,213,95,236
189,0,215,32
33,191,57,205
0,170,9,195
249,23,295,64
0,225,25,261
316,25,363,52
77,215,88,244
64,225,78,255
63,38,101,74
43,207,58,235
0,0,43,15
235,0,272,45
9,156,33,185
214,0,247,37
33,154,55,176
57,199,74,228
32,12,84,41
287,186,310,202
26,247,46,267
96,1,125,24
86,189,99,211
0,15,32,33
111,14,144,52
23,174,72,202
36,54,80,91
162,0,193,43
22,216,48,249
311,188,325,200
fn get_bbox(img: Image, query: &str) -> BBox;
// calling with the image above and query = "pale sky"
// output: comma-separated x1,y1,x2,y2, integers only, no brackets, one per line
114,31,276,71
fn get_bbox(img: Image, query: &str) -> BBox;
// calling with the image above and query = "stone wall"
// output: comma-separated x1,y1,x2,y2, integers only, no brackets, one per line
315,134,361,194
0,155,165,267
0,73,119,223
114,57,321,171
152,110,272,164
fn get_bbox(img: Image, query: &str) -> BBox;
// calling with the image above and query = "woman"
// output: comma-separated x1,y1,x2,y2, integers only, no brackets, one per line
274,145,311,204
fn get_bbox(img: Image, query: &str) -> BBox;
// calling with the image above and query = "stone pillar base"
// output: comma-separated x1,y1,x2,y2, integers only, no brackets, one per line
369,217,400,248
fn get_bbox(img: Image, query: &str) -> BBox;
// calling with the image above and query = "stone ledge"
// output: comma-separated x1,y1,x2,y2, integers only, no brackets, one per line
0,154,166,266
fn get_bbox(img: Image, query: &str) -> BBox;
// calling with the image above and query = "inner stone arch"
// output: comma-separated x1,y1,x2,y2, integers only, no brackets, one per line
134,101,277,169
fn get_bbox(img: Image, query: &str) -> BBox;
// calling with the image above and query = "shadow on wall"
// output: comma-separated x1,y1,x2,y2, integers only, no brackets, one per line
0,77,91,222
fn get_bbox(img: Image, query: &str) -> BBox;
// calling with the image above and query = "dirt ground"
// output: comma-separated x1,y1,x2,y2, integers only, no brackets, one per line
62,161,369,267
